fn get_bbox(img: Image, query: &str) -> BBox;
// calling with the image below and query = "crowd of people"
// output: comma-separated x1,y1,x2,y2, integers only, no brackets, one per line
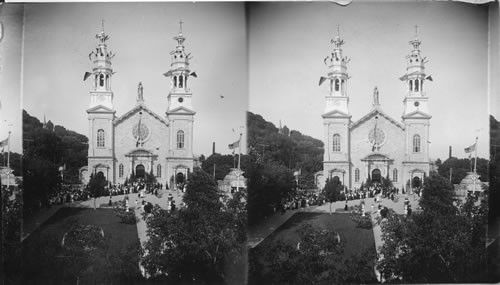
277,182,415,215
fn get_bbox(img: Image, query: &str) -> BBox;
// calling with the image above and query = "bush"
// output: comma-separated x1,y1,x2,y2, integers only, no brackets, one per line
350,213,373,229
113,207,137,224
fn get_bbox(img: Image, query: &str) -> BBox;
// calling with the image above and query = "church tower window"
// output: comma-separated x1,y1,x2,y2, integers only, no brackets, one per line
174,76,177,87
332,134,341,152
393,168,398,182
119,164,124,178
157,164,162,178
413,134,421,153
179,76,184,88
335,79,340,91
415,80,419,92
355,168,360,182
99,74,104,87
409,80,413,91
177,130,185,149
97,129,105,148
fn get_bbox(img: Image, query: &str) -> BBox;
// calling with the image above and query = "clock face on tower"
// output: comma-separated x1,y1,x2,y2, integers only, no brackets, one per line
368,128,386,147
132,123,150,143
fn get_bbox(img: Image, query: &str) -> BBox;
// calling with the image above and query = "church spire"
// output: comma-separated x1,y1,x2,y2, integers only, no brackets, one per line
320,25,351,116
86,20,115,110
165,21,196,113
88,19,115,93
401,26,432,119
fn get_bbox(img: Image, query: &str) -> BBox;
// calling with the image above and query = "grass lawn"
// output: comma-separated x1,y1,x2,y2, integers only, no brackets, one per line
250,212,377,284
258,212,376,257
21,207,142,284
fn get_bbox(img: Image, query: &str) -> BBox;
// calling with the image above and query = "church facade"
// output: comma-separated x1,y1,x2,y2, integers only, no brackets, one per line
80,24,195,189
317,32,431,193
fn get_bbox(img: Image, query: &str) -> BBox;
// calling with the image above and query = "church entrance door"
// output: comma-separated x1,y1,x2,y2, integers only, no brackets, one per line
136,164,145,178
372,169,381,183
176,172,185,184
412,176,421,188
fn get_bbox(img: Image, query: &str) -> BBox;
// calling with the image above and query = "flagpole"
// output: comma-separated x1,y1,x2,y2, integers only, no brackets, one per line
237,132,242,192
473,136,478,192
7,131,10,189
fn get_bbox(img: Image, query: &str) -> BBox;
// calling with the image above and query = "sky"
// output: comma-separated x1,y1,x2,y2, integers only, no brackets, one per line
0,4,23,154
21,2,247,157
249,2,490,161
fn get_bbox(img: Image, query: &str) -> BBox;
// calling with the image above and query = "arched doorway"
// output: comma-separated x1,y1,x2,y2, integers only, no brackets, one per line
176,172,185,184
412,176,421,188
332,176,340,184
372,169,381,183
135,164,145,178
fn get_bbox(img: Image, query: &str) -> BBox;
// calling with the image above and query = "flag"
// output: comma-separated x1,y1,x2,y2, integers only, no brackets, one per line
0,137,8,148
228,139,240,150
319,76,327,86
83,71,92,81
464,143,476,154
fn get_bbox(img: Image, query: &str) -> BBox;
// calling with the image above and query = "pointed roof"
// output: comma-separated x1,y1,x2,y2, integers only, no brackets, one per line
166,106,196,115
322,109,351,119
402,110,432,119
114,104,168,127
86,105,116,113
350,107,405,131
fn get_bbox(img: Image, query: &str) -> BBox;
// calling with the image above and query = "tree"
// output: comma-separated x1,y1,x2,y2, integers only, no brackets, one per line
1,184,22,284
419,172,456,215
322,177,342,214
141,168,246,283
246,152,295,225
88,172,106,210
377,174,488,283
249,224,376,284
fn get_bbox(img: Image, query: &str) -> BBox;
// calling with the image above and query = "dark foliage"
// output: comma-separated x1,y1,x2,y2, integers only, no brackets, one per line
141,168,246,284
377,175,488,283
23,110,88,214
201,152,249,181
247,111,323,189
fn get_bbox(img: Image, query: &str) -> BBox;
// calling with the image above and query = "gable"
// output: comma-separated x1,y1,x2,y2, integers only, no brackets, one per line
167,106,196,115
114,104,169,127
402,110,432,119
86,105,115,113
322,110,351,119
350,108,405,131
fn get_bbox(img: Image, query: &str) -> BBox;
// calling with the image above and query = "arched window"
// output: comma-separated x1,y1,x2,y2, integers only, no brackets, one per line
179,76,184,88
119,164,124,178
99,74,104,87
173,76,177,87
341,79,345,91
393,168,398,182
409,80,413,91
415,80,419,92
177,130,185,149
157,164,162,178
97,129,105,148
332,134,340,152
355,168,360,182
413,134,421,153
335,79,340,91
105,74,109,89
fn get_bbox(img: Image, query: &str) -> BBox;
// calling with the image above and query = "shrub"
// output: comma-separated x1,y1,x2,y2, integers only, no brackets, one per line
113,207,137,224
350,213,373,229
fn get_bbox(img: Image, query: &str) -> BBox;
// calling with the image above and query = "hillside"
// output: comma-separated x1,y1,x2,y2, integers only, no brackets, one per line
247,111,323,188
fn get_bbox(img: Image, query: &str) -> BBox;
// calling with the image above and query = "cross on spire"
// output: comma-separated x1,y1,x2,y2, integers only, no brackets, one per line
101,18,105,32
336,24,340,38
179,20,183,34
414,24,419,39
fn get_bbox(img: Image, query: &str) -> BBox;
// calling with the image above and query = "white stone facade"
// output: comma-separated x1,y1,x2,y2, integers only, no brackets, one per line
319,33,431,193
85,25,196,189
